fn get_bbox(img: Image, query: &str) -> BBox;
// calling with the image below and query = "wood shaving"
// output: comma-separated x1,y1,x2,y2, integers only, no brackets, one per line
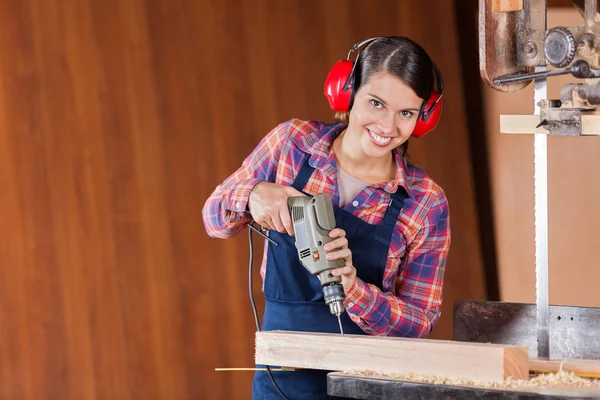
344,364,600,389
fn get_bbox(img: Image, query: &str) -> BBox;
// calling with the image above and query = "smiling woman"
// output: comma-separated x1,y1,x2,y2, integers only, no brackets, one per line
202,36,450,400
334,72,426,183
332,36,443,171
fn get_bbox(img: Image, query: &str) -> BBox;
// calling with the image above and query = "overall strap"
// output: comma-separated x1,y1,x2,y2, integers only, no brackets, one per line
381,186,409,230
291,157,315,192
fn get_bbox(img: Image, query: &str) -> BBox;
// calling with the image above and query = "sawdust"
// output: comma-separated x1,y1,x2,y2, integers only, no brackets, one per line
344,365,600,389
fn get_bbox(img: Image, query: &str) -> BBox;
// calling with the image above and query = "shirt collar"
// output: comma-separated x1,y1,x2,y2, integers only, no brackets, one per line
299,122,415,199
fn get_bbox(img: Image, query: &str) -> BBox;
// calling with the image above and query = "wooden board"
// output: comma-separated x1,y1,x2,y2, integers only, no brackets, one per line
500,114,600,135
255,331,529,383
492,0,523,12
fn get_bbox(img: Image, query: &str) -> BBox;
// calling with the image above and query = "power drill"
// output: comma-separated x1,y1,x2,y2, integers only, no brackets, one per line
287,194,346,334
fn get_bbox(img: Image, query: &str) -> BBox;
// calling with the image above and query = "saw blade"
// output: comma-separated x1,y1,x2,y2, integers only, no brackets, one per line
534,67,549,359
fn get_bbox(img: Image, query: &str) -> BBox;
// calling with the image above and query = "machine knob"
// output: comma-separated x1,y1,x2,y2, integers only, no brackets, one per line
544,27,577,68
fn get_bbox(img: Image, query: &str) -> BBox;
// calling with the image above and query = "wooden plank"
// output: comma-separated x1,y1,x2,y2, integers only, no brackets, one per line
492,0,523,12
499,114,600,135
500,114,547,133
255,331,529,383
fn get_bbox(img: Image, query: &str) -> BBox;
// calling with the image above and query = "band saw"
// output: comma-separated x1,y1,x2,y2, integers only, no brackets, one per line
325,1,600,398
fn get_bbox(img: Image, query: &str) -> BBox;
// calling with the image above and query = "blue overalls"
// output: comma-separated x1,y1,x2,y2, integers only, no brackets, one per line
252,157,407,400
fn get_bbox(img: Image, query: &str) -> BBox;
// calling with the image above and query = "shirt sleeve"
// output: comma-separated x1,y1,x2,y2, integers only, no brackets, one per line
202,121,292,239
344,190,451,337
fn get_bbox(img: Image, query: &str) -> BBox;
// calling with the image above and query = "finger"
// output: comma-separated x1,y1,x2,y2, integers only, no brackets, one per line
280,207,295,236
324,237,348,251
270,212,286,234
328,228,346,239
331,266,354,276
259,216,274,231
326,248,352,261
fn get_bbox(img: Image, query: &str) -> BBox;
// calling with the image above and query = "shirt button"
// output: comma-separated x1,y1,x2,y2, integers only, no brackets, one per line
236,202,241,209
348,302,354,307
352,200,359,207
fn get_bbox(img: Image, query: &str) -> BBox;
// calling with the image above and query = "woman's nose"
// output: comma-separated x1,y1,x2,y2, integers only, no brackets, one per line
377,112,396,135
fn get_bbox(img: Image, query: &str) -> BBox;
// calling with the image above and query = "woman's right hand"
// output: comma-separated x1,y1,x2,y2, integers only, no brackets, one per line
249,182,306,236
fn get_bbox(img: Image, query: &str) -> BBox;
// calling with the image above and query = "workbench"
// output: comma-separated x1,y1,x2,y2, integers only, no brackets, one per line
327,300,600,400
327,372,600,399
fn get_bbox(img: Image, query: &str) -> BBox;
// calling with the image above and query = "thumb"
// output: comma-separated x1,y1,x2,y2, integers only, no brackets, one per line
287,186,307,197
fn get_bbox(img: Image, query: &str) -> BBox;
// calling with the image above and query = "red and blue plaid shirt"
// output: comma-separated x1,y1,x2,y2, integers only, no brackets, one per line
203,119,451,338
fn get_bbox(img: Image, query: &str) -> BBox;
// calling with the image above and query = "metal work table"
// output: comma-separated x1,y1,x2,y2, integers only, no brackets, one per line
328,372,600,399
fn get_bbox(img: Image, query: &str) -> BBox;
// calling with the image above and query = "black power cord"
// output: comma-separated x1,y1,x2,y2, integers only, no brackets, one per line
248,224,290,400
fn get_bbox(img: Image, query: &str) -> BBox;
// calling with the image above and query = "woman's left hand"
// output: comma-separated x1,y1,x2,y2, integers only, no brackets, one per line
324,228,356,292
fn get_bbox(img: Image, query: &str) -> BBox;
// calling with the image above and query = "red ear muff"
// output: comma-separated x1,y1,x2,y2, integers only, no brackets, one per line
411,91,442,138
324,38,380,113
323,60,354,113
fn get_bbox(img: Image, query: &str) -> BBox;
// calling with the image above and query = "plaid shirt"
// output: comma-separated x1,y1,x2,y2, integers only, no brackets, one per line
203,119,451,338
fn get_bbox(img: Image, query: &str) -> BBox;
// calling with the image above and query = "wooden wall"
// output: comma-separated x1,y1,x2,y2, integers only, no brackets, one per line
0,0,485,399
484,8,600,307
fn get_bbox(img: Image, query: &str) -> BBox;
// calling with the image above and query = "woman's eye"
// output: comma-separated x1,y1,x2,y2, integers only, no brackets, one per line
370,99,382,109
400,111,414,118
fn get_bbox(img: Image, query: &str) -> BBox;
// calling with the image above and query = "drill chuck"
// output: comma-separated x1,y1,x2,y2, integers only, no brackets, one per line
323,283,345,316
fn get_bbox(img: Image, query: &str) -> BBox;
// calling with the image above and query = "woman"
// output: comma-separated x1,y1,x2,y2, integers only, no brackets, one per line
203,36,450,399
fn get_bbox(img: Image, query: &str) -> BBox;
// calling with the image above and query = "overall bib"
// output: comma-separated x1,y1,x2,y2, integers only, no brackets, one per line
252,158,407,400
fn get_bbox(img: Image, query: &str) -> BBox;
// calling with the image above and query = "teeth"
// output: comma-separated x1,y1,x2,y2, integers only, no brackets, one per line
368,129,392,145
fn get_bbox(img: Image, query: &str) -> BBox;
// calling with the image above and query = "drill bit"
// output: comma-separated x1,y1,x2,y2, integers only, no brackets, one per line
337,315,344,335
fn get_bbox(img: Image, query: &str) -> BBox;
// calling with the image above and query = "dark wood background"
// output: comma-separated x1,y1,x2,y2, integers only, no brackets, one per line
0,0,498,399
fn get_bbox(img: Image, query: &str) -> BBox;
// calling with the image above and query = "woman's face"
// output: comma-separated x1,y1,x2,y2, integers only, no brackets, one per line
347,72,423,160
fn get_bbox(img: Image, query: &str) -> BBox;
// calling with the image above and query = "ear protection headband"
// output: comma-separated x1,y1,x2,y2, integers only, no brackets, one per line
323,37,444,138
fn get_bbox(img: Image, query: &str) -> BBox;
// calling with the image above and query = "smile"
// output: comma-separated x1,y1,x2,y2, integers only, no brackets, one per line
367,129,393,146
